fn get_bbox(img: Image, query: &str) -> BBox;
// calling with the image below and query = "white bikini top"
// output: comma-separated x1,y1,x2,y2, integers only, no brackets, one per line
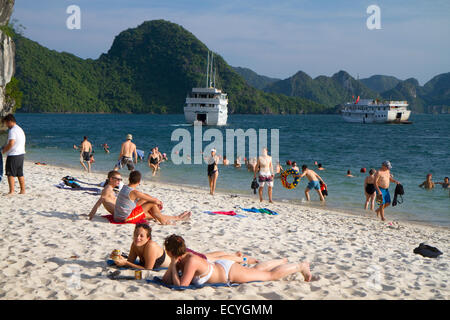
192,262,214,286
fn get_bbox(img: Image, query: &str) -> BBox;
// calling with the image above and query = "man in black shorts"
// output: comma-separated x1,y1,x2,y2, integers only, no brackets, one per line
1,114,26,195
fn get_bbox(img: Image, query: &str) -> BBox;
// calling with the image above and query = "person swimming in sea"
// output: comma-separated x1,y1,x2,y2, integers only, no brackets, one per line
364,169,376,211
436,177,449,189
419,173,435,189
346,170,354,177
161,234,313,287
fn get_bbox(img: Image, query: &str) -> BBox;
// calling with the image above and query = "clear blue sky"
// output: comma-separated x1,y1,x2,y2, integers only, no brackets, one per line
11,0,450,84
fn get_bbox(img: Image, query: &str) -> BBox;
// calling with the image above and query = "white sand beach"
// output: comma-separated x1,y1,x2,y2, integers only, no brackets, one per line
0,160,448,300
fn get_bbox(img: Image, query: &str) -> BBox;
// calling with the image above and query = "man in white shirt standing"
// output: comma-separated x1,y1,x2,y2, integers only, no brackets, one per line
1,114,26,195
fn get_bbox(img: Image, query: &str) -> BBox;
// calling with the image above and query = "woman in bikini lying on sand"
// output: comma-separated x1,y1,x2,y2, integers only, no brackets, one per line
161,234,314,286
111,224,259,270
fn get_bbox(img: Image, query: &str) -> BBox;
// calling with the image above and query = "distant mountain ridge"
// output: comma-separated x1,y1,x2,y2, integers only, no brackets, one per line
235,66,450,113
232,66,280,90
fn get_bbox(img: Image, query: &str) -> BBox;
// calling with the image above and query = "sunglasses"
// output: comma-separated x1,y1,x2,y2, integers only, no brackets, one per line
111,177,122,181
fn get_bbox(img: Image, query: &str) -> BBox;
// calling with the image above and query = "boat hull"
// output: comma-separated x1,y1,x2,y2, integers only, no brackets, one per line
184,106,228,126
342,110,411,123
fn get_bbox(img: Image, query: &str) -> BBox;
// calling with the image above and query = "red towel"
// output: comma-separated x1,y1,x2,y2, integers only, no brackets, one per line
102,214,147,225
209,211,237,216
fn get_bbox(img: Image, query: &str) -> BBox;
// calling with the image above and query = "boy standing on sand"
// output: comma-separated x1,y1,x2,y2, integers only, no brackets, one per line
298,165,327,202
374,160,400,221
114,170,191,225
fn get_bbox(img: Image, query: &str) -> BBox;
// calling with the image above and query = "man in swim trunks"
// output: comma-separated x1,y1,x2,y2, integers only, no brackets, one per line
298,165,327,202
78,136,93,173
115,134,138,171
254,148,274,203
88,171,122,220
374,160,400,221
114,170,192,225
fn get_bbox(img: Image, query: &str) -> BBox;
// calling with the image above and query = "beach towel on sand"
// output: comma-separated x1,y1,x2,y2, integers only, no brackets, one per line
106,259,167,271
204,211,246,218
240,207,279,215
0,154,3,183
146,276,243,290
102,214,147,225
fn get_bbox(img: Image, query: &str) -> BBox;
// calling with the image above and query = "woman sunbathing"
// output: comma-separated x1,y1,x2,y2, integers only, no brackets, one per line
111,224,258,270
162,234,313,286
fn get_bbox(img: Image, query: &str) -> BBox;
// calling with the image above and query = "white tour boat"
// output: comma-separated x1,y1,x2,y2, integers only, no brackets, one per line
341,98,411,123
184,51,228,126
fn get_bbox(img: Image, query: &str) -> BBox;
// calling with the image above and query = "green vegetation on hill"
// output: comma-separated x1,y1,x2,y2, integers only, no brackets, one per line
360,75,401,93
232,66,280,90
263,70,380,108
13,20,326,114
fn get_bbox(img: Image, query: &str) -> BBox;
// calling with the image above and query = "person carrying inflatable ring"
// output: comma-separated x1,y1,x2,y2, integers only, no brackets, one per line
280,168,300,189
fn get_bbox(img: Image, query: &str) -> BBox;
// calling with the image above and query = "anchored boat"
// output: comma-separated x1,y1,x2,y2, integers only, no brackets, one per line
341,98,411,123
184,51,228,126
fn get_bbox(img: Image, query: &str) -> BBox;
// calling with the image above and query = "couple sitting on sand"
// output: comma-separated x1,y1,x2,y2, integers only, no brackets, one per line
111,223,314,286
88,170,191,225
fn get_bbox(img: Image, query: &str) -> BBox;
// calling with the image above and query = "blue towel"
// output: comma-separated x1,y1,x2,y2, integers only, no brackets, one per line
106,259,167,271
136,149,144,159
146,276,240,290
240,207,279,215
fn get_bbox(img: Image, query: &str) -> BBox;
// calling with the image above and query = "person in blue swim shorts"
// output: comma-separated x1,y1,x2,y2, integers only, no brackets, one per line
298,165,327,202
374,160,401,221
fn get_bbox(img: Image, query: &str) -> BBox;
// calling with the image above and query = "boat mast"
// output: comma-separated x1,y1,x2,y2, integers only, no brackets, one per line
210,53,214,88
206,51,210,88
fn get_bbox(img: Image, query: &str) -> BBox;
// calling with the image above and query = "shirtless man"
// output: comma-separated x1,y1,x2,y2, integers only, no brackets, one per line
436,177,449,189
88,171,122,220
298,165,327,202
374,161,400,221
115,134,137,171
419,173,435,189
254,148,274,203
79,136,93,173
114,170,191,225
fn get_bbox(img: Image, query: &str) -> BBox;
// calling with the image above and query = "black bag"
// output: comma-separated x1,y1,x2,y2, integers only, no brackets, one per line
413,243,443,258
62,176,81,189
251,178,259,194
392,183,404,206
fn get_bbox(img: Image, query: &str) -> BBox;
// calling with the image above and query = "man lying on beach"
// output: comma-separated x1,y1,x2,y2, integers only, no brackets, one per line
110,223,259,270
298,165,327,202
88,170,122,220
114,170,191,225
114,134,137,171
162,234,313,286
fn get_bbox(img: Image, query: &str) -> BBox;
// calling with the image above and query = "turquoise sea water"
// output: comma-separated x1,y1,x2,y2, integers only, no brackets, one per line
2,113,449,227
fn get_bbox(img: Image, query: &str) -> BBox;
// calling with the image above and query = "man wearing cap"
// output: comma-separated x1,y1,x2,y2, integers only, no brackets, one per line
115,134,138,171
374,160,400,221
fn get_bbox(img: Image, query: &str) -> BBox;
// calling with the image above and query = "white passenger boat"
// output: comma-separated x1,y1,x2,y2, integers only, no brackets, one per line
341,98,411,123
184,51,228,126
